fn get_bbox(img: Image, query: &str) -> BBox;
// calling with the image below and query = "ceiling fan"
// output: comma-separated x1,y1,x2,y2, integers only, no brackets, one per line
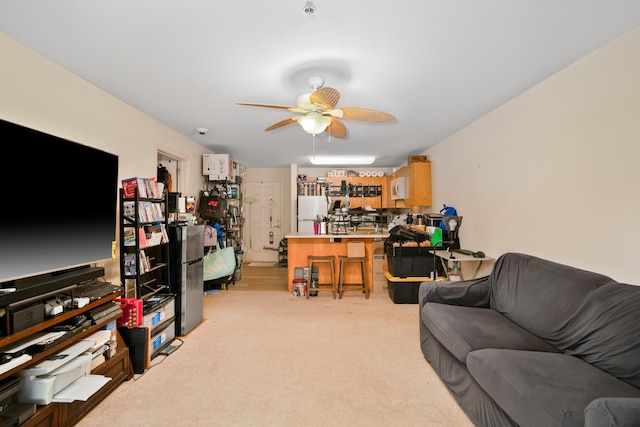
236,76,395,138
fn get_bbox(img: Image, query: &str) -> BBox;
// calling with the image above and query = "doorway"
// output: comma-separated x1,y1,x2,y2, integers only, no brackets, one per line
244,180,283,263
157,151,182,195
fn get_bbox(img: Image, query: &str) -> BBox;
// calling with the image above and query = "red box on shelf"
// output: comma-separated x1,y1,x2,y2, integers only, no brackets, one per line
115,297,143,328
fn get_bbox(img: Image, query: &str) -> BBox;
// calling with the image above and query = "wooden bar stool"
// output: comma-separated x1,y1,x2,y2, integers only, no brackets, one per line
307,255,337,299
338,241,369,299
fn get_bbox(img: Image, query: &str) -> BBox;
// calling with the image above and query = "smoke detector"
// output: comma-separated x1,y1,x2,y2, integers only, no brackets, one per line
303,2,317,16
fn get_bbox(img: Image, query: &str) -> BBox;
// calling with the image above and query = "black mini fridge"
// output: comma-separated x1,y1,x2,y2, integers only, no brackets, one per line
169,224,205,336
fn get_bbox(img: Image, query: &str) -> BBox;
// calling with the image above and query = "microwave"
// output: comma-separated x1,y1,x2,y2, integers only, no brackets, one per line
390,176,406,200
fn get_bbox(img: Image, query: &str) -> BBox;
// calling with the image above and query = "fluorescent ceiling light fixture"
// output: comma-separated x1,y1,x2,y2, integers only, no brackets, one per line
298,112,331,135
310,156,375,165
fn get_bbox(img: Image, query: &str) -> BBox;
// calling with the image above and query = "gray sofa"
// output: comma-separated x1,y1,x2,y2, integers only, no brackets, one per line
419,252,640,427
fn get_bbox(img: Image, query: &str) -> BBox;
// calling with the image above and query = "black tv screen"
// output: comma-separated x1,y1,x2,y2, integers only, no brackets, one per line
0,118,119,284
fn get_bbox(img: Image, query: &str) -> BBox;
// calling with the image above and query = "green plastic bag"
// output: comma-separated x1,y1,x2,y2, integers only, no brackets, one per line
431,227,443,247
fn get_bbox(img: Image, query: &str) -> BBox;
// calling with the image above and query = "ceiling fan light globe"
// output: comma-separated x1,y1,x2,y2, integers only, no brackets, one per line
299,114,331,135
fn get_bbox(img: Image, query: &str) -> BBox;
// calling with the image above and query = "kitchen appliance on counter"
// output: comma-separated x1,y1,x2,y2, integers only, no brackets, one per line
330,208,351,235
297,195,329,233
351,212,383,233
168,224,205,336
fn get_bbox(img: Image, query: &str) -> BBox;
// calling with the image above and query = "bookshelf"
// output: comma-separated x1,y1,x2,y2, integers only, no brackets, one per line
119,185,170,301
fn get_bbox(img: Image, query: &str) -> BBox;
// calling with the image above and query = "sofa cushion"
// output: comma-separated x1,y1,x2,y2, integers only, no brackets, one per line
419,276,491,307
553,281,640,389
488,253,612,339
467,349,640,427
584,397,640,427
422,303,558,363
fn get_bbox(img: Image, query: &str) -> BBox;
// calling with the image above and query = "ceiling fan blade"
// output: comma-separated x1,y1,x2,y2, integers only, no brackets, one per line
236,102,293,110
309,87,340,109
336,107,396,122
265,117,299,131
327,117,347,138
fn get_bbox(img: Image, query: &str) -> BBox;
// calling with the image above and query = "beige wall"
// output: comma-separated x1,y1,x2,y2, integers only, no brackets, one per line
0,33,213,284
426,26,640,284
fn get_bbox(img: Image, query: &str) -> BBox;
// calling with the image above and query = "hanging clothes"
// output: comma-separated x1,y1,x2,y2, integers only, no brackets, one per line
157,164,173,192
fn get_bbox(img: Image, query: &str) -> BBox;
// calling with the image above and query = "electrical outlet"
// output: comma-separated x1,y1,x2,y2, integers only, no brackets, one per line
112,241,116,259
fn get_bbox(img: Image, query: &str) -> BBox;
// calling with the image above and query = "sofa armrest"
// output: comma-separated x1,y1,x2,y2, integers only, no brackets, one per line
418,276,490,308
585,397,640,427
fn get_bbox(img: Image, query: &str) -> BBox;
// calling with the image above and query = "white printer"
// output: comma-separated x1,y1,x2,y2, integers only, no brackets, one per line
17,332,112,405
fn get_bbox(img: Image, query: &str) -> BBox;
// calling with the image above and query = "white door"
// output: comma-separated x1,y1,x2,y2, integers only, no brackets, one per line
244,180,283,263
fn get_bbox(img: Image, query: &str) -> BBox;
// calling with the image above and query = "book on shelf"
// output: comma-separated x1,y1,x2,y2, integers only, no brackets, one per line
124,253,137,275
152,203,164,221
123,228,136,247
160,223,169,243
123,201,135,219
145,223,169,245
121,177,148,199
148,177,160,199
122,176,164,199
138,227,148,248
139,249,150,273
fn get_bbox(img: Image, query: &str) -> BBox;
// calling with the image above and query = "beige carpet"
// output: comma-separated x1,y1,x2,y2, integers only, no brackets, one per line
76,272,473,427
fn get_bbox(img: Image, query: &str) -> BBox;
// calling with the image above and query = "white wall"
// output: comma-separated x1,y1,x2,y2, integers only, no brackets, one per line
0,33,213,284
426,26,640,284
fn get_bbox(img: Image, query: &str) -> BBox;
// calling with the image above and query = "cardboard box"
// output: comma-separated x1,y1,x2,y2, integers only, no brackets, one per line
347,241,365,257
408,155,427,163
372,241,387,293
203,154,234,180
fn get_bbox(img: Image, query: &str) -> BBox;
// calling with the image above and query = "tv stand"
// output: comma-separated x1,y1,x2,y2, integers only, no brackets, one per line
0,268,132,427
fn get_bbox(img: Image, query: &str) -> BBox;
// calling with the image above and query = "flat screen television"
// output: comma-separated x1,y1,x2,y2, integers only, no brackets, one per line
0,118,119,285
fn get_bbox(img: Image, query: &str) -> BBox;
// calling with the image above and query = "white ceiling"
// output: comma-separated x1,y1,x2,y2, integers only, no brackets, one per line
1,1,639,168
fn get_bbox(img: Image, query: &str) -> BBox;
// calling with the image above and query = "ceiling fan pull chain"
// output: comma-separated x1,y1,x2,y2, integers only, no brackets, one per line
312,134,316,159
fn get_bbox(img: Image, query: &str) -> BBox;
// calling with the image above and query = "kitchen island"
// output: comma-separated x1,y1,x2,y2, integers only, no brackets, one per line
285,232,389,294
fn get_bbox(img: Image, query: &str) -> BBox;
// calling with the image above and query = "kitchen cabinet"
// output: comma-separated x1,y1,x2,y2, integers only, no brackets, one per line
391,161,432,207
381,175,394,208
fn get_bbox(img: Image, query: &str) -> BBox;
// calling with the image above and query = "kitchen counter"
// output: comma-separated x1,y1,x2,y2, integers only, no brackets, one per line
285,233,389,293
285,232,389,239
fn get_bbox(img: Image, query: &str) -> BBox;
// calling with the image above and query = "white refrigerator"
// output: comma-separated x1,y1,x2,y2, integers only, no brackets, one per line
297,196,329,233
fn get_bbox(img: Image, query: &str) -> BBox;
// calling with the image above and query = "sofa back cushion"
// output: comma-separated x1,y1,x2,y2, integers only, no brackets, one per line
558,282,640,388
489,253,640,388
489,253,612,338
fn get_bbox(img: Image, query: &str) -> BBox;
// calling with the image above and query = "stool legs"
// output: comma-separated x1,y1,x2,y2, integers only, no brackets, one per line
307,257,336,299
338,257,369,299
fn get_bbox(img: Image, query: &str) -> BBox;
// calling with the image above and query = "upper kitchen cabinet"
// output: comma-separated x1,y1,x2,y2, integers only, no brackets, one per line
392,161,432,207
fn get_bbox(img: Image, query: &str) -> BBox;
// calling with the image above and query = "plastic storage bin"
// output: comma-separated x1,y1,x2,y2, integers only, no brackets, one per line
385,242,443,278
385,271,429,304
